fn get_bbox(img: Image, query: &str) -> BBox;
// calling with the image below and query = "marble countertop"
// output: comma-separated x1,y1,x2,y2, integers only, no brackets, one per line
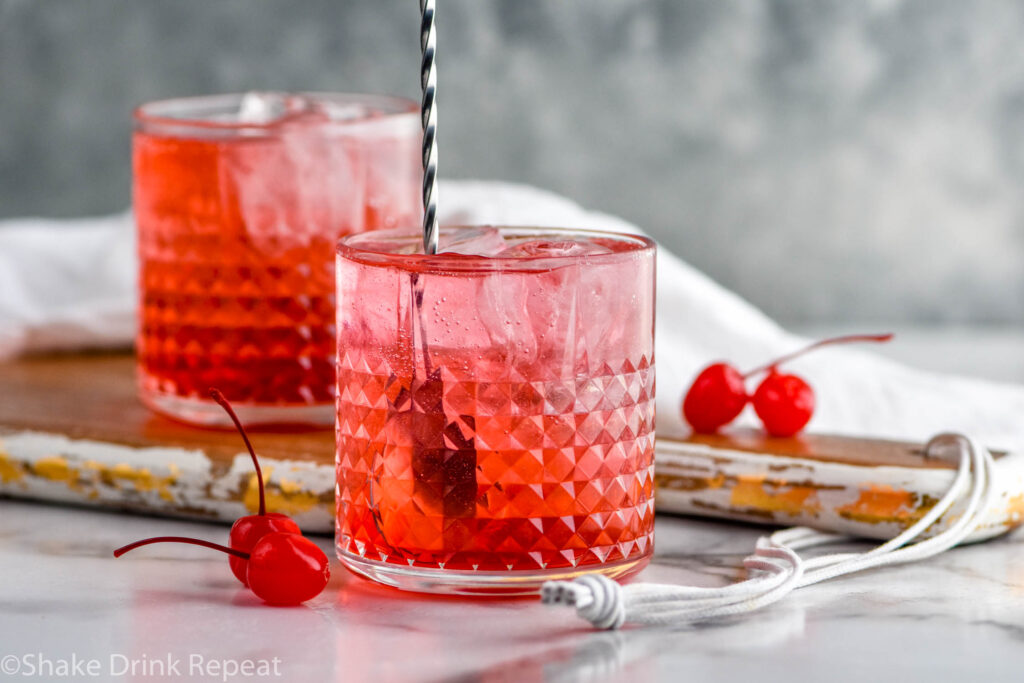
2,498,1023,683
4,328,1024,682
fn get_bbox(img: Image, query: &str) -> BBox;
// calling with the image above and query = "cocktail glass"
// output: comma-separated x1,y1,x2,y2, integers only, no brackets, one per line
335,227,656,594
133,92,420,426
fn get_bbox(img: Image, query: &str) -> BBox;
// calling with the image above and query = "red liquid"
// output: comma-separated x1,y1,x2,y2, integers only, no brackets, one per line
134,114,419,412
335,230,656,577
337,357,656,572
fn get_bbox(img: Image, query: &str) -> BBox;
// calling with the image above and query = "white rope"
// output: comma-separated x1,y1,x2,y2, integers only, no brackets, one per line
541,433,999,629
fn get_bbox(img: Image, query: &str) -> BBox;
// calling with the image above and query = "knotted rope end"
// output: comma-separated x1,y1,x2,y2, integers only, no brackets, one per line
540,575,626,630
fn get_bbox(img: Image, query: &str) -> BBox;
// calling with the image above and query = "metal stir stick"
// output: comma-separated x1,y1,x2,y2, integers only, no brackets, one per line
420,0,438,255
367,0,443,561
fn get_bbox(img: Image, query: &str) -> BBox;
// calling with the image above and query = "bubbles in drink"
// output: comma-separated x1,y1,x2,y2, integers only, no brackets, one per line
335,229,656,578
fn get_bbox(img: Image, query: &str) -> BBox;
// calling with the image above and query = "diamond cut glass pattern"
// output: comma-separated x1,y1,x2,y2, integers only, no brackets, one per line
336,228,656,592
133,94,421,425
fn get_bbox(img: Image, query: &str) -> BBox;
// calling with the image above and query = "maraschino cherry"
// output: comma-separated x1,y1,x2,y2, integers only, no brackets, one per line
683,333,893,437
682,363,748,434
114,388,330,605
751,370,815,437
113,533,330,606
209,388,302,586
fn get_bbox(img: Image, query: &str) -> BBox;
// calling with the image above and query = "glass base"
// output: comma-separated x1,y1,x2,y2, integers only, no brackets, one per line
141,391,334,428
337,548,652,596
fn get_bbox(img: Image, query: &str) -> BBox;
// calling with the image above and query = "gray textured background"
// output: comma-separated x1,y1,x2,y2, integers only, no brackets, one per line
2,0,1022,325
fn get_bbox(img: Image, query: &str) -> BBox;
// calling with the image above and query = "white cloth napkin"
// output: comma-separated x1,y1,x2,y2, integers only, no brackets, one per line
0,213,135,358
3,181,1023,448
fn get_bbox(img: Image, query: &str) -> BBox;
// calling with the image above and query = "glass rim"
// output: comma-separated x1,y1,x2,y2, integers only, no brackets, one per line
336,226,657,273
133,91,419,138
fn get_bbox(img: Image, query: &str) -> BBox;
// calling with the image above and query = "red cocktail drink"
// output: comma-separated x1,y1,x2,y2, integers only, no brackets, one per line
335,227,656,594
133,93,420,426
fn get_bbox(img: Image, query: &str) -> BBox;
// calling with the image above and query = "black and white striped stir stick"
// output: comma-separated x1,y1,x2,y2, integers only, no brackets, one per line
420,0,438,255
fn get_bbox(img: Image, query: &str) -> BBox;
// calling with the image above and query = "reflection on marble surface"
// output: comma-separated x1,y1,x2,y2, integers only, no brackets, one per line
2,499,1023,682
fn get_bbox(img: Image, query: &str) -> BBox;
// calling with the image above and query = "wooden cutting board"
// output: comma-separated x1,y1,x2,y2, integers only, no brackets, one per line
0,353,335,531
2,352,1022,540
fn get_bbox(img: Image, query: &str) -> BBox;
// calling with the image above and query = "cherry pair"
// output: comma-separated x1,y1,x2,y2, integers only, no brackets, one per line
683,333,893,437
114,389,330,606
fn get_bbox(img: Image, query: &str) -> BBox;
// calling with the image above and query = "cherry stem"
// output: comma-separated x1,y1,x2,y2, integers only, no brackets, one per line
113,536,249,560
743,333,894,379
210,388,265,516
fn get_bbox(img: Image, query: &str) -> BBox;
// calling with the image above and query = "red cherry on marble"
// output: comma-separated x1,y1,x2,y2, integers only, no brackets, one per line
682,362,748,434
227,515,300,588
752,370,815,437
245,532,331,606
114,534,329,606
210,388,302,586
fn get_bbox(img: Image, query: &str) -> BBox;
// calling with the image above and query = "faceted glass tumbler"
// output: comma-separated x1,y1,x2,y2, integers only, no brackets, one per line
133,93,421,427
335,227,657,594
